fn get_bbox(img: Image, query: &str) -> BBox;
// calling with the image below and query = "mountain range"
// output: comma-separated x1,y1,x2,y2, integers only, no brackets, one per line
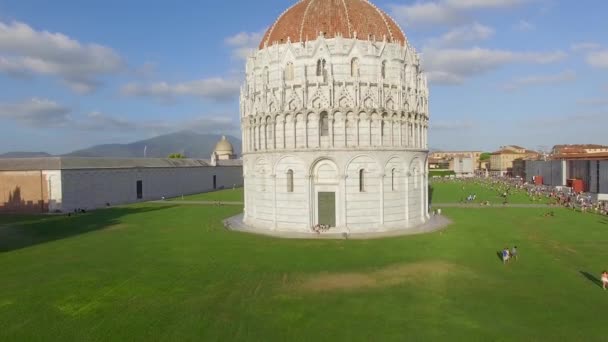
0,131,242,159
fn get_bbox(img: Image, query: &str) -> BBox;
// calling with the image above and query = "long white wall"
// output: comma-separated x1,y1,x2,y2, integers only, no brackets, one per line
60,166,243,212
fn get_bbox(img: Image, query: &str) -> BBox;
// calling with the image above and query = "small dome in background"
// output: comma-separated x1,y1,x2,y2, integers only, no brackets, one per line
215,136,234,154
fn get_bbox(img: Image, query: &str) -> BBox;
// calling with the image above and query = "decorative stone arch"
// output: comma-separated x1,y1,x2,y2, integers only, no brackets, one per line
385,155,406,190
345,154,381,178
307,111,320,148
295,112,306,148
309,157,340,183
408,156,425,223
345,111,357,147
358,111,371,147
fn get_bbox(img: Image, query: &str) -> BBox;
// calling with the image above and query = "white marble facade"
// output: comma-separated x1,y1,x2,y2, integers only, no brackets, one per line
241,34,430,234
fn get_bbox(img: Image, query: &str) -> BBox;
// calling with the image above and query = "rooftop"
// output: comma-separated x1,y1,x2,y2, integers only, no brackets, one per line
260,0,406,49
0,157,241,171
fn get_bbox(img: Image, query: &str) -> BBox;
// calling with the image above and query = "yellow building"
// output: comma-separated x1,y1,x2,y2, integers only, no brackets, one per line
490,146,539,175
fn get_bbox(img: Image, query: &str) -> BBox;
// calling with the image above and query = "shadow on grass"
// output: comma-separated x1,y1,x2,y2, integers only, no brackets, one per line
496,251,504,262
0,205,176,253
580,271,603,288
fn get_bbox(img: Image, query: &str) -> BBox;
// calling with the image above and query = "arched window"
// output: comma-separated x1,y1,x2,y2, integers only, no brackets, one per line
359,169,365,192
381,60,387,78
316,59,326,77
351,58,359,77
285,62,294,81
266,117,273,147
287,170,294,193
391,168,396,191
320,112,329,137
381,114,388,138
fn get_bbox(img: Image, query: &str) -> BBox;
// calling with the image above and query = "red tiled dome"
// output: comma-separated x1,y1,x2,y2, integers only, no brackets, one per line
259,0,406,49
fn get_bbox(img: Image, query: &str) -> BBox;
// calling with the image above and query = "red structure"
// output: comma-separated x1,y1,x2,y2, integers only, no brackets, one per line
534,176,543,185
567,179,585,193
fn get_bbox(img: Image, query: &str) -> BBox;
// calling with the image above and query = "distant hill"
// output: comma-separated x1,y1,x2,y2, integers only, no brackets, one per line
64,131,241,159
0,152,53,158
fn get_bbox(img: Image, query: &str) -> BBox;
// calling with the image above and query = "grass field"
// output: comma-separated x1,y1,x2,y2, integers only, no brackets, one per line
430,180,551,204
169,188,244,202
1,184,607,341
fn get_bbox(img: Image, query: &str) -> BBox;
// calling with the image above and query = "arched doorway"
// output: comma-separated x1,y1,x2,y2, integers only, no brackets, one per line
311,159,339,228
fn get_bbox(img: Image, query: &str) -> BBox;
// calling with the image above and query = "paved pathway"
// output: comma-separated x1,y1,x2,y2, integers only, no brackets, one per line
151,200,244,206
159,200,550,209
223,214,452,240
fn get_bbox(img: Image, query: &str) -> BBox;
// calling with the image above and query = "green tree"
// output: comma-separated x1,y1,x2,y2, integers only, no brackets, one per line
480,153,491,161
168,153,186,159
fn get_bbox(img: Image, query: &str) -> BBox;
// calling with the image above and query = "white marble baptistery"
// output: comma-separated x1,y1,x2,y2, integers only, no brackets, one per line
240,0,430,234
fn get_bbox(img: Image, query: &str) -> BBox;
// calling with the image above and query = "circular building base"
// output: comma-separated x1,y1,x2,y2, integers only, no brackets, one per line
223,214,451,240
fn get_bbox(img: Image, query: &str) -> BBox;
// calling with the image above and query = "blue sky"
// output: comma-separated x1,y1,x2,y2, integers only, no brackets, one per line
0,0,607,154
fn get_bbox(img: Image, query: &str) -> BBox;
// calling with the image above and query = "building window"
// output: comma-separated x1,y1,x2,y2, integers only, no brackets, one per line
381,60,387,78
320,112,329,137
287,170,294,193
359,169,365,192
136,180,143,199
316,59,326,77
391,168,396,191
351,58,359,77
285,62,294,81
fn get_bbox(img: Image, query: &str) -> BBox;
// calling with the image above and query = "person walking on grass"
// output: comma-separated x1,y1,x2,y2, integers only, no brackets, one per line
511,246,518,261
602,271,608,290
502,247,510,264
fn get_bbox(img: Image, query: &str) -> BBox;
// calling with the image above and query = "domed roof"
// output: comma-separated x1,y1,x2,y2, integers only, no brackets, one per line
259,0,406,49
214,136,234,154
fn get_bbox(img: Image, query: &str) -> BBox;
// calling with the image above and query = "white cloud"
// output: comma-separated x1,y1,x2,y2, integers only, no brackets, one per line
571,42,602,52
586,50,608,68
390,0,530,28
0,98,70,127
225,31,264,60
514,20,535,31
390,2,463,27
0,97,241,138
0,20,124,93
76,111,240,136
121,77,240,102
427,23,494,47
502,70,576,91
422,47,567,84
445,0,527,9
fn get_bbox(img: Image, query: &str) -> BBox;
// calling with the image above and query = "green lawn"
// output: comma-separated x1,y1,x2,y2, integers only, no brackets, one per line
431,180,552,204
169,187,244,202
1,191,608,340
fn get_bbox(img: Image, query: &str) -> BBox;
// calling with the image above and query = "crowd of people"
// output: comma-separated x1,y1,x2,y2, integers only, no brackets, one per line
433,176,608,216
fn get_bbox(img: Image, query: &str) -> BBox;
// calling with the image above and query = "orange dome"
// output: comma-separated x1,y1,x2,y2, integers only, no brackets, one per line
259,0,406,49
